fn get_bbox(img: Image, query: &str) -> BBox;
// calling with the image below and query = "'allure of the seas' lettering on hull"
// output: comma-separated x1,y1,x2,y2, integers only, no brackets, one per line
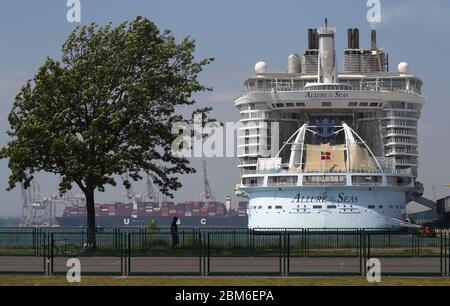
292,193,359,204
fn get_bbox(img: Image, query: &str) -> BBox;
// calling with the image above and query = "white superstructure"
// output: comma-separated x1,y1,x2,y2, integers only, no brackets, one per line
234,20,426,229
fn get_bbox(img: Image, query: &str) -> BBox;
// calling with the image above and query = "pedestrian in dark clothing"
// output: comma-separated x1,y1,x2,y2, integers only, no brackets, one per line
171,217,179,248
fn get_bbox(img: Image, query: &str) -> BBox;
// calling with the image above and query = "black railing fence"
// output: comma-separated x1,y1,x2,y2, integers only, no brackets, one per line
0,227,448,276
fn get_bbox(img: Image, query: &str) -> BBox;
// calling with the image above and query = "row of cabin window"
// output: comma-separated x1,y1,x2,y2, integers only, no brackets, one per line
245,176,412,186
271,102,383,108
252,205,401,210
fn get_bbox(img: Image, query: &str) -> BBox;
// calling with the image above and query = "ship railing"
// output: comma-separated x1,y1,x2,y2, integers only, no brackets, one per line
267,182,298,187
241,168,411,176
302,181,347,186
238,86,422,98
351,182,384,187
240,183,264,188
243,181,389,187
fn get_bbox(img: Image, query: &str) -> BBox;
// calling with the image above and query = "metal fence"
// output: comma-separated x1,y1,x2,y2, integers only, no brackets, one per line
0,228,448,276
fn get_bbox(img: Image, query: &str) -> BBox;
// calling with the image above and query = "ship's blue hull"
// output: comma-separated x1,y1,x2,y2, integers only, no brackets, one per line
56,216,248,228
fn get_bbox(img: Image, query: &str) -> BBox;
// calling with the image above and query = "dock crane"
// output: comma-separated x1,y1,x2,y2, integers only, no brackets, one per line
144,173,159,203
200,160,215,203
121,172,142,219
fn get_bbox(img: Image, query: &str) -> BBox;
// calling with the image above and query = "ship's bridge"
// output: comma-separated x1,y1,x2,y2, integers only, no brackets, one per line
239,72,423,95
234,73,424,110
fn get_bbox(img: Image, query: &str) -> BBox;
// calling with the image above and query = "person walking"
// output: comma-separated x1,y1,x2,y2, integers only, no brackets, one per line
171,217,180,248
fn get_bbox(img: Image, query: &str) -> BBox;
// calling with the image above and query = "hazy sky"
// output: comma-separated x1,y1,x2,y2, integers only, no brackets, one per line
1,0,450,216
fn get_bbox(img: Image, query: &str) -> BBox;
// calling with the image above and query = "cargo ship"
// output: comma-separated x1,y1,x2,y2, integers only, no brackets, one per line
56,201,248,227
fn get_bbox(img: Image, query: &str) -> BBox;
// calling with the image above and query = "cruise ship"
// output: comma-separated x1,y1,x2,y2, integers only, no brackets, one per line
235,19,429,229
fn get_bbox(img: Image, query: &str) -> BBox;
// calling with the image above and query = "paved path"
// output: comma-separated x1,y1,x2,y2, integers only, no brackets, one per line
0,256,444,275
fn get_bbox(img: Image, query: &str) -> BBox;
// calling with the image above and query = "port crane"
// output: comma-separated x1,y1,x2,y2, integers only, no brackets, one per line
122,172,160,218
20,179,83,227
121,172,141,219
200,159,215,203
144,174,159,202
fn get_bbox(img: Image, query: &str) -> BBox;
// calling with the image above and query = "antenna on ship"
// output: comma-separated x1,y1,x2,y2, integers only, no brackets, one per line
200,159,215,203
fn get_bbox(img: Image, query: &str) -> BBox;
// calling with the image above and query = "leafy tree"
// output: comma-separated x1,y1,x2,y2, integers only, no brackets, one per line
1,17,213,248
146,218,159,232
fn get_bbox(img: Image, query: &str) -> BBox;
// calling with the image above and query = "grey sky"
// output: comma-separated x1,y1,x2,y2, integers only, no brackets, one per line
1,0,450,216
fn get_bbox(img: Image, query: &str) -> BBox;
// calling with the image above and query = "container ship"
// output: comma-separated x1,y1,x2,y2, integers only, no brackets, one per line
234,19,434,229
56,201,248,228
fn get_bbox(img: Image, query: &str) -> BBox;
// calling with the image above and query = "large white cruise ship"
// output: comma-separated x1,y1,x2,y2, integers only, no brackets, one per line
234,19,429,229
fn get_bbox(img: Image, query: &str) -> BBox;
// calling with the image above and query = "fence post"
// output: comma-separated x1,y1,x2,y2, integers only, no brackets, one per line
336,231,339,249
359,230,362,276
182,230,185,248
207,233,211,276
127,233,131,276
114,228,118,253
202,232,206,276
302,230,306,257
43,232,48,276
279,233,282,276
120,232,125,276
306,229,310,258
198,232,202,276
246,229,250,253
33,228,37,256
286,232,290,276
251,230,255,257
362,230,367,277
440,233,443,277
447,232,449,277
50,233,54,276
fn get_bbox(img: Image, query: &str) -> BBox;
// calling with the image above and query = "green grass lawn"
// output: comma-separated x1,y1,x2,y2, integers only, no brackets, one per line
1,275,450,286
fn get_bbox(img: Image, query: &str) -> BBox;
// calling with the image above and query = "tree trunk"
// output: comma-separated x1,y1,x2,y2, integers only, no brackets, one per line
85,188,97,251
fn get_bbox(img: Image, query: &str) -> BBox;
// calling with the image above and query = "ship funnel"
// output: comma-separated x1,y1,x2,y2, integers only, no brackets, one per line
307,29,319,49
347,28,353,49
353,28,360,49
347,28,360,49
317,19,337,84
307,29,313,49
371,29,377,50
